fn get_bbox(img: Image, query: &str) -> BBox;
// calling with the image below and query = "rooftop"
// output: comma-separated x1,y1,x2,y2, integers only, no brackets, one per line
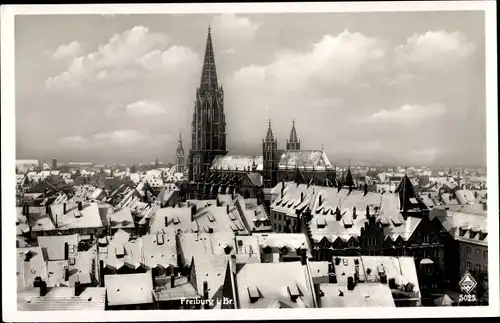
17,287,106,311
278,150,333,170
105,273,154,306
210,155,263,172
318,283,395,308
236,261,314,309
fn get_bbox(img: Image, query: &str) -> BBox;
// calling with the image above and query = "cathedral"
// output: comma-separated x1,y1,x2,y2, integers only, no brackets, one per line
178,27,342,201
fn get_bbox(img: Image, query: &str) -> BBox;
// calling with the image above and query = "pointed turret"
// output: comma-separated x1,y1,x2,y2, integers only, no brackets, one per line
176,131,186,173
286,119,300,150
265,119,275,142
263,119,278,188
395,174,417,212
345,167,355,188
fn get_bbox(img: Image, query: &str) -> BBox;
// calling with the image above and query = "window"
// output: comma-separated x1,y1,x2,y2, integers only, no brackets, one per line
475,263,480,273
278,225,281,232
466,261,471,270
484,250,488,260
466,246,471,254
476,249,481,256
423,234,430,243
484,265,488,273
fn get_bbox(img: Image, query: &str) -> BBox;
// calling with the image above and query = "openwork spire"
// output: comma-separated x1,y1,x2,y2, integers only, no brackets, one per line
265,119,275,142
176,131,184,156
199,25,219,93
289,119,299,143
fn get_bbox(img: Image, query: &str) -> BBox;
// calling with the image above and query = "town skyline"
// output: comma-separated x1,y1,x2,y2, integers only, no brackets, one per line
15,12,486,166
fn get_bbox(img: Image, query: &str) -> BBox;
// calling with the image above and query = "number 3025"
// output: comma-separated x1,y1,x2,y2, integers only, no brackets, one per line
459,294,477,302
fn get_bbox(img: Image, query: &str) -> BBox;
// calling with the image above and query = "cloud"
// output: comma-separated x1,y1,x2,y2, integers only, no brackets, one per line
211,14,261,52
106,100,166,118
45,25,199,89
395,30,476,69
361,103,447,123
232,30,385,91
51,41,81,60
57,130,172,149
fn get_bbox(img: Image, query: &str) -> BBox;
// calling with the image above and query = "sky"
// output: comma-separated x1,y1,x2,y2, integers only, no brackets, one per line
15,11,486,167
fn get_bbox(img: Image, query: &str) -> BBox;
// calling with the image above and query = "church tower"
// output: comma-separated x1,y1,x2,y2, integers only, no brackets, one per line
286,119,300,150
176,131,185,173
188,26,227,182
262,119,278,188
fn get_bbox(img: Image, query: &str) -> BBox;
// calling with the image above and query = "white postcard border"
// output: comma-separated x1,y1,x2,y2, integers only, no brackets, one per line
2,1,498,321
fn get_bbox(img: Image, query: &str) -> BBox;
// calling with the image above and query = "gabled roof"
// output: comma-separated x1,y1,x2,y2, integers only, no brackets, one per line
319,283,395,308
210,155,264,172
105,273,154,306
278,150,333,170
18,287,106,311
37,234,79,261
235,262,315,309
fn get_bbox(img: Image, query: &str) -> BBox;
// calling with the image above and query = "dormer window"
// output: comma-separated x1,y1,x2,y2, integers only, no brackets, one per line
263,246,272,254
316,217,326,229
247,286,261,303
280,246,289,255
479,232,488,240
288,284,300,301
469,230,477,239
458,228,466,237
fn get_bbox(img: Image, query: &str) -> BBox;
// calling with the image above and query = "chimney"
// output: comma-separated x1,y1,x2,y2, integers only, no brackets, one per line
335,208,341,221
191,205,197,222
177,253,182,268
365,205,370,218
300,192,304,202
226,204,230,214
300,251,307,265
319,195,323,206
334,257,341,266
164,216,168,227
64,242,69,260
203,280,209,301
380,273,387,284
170,274,175,288
63,203,67,214
78,201,83,211
347,276,355,291
99,260,105,287
352,207,357,219
45,204,50,215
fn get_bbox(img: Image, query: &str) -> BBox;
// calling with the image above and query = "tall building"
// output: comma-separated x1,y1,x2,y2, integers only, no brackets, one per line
176,131,186,173
188,26,227,182
262,120,279,188
286,119,300,151
52,158,58,170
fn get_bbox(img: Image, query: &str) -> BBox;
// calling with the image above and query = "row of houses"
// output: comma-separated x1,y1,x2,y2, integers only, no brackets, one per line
17,226,425,310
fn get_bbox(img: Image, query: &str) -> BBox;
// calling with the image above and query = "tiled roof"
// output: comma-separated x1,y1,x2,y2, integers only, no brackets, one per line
278,150,333,170
319,283,395,307
68,247,96,286
18,287,106,311
236,261,314,309
191,255,229,300
150,207,198,234
17,247,48,289
46,260,68,287
431,208,487,246
105,273,154,306
178,232,235,267
210,155,264,172
37,234,79,261
247,172,263,187
46,203,103,231
332,256,421,293
234,235,262,264
141,233,178,269
237,198,271,233
255,233,311,256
